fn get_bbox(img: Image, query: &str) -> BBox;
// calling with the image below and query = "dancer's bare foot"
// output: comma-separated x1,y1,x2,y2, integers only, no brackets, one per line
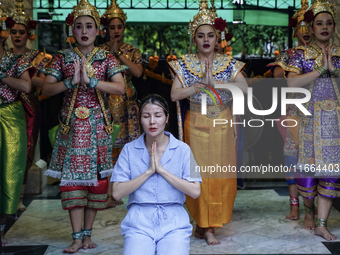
303,210,315,230
315,226,338,241
62,239,83,253
1,233,8,246
203,228,221,245
286,206,299,220
17,200,27,212
82,236,97,249
194,225,204,239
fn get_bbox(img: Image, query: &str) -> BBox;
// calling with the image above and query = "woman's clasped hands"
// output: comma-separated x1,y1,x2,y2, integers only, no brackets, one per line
202,60,215,87
72,56,90,86
147,142,165,175
321,44,335,73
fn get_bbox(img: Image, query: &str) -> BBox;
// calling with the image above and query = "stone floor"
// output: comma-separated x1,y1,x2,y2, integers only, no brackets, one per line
2,186,340,255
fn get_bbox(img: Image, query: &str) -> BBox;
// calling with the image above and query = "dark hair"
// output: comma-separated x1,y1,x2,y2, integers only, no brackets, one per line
313,11,336,26
139,94,170,131
139,94,169,118
10,23,31,36
104,17,125,43
74,16,98,28
194,24,216,39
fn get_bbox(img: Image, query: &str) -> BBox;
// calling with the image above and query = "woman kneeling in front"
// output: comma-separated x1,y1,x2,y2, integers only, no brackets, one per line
111,94,201,255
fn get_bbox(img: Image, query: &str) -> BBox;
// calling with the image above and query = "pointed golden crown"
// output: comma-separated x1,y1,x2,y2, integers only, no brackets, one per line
71,0,100,27
11,0,32,27
309,0,336,21
294,0,309,24
104,0,127,24
210,0,216,14
188,0,217,37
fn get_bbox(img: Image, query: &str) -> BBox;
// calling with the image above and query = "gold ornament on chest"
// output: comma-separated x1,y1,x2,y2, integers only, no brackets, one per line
320,100,337,112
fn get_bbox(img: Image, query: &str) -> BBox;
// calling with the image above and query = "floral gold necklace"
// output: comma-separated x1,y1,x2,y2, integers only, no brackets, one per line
74,47,99,78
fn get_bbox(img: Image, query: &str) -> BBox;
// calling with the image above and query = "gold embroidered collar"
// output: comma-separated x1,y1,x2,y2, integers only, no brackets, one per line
295,44,340,60
74,47,99,78
181,53,232,78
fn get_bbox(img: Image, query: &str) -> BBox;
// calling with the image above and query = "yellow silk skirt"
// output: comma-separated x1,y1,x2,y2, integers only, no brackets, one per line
0,101,27,214
184,107,237,228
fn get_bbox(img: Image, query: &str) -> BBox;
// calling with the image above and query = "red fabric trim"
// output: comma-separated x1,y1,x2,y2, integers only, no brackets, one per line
18,93,34,157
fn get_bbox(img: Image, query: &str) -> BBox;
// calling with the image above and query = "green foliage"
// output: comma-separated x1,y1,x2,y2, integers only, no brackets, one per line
123,24,288,58
229,24,288,56
124,24,190,57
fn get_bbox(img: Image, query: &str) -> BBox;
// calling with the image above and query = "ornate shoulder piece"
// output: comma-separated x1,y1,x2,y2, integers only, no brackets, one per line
168,59,181,76
305,44,321,60
181,53,232,78
294,45,308,51
211,54,232,76
91,48,111,63
331,46,340,57
181,54,204,77
56,49,79,64
1,51,22,73
168,59,185,86
266,50,290,68
122,44,136,52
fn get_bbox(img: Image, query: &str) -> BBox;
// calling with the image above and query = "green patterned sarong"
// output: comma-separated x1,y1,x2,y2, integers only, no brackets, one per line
0,101,27,214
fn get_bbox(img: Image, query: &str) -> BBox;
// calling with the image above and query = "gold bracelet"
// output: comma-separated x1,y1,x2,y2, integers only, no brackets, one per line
115,50,122,57
316,66,327,76
331,67,340,77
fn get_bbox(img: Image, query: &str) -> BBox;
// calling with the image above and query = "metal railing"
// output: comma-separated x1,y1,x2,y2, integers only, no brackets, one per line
37,0,301,11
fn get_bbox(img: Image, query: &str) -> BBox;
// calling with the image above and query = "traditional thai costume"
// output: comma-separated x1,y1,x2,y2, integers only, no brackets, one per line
0,51,34,215
268,49,298,157
285,1,340,201
168,0,245,230
43,0,128,211
8,47,52,181
100,0,142,164
6,1,53,195
266,0,311,208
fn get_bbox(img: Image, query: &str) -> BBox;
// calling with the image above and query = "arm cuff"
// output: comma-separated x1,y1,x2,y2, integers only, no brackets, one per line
331,67,340,78
63,77,75,89
88,77,99,89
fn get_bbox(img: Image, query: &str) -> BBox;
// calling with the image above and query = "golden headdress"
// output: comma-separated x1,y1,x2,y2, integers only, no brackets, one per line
65,0,100,44
209,0,232,49
69,0,100,27
289,0,310,35
6,0,38,40
295,0,309,24
0,1,8,38
308,0,336,22
188,0,217,38
103,0,127,25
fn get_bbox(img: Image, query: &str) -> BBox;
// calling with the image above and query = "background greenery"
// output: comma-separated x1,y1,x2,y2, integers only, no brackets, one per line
122,24,290,58
37,22,292,59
